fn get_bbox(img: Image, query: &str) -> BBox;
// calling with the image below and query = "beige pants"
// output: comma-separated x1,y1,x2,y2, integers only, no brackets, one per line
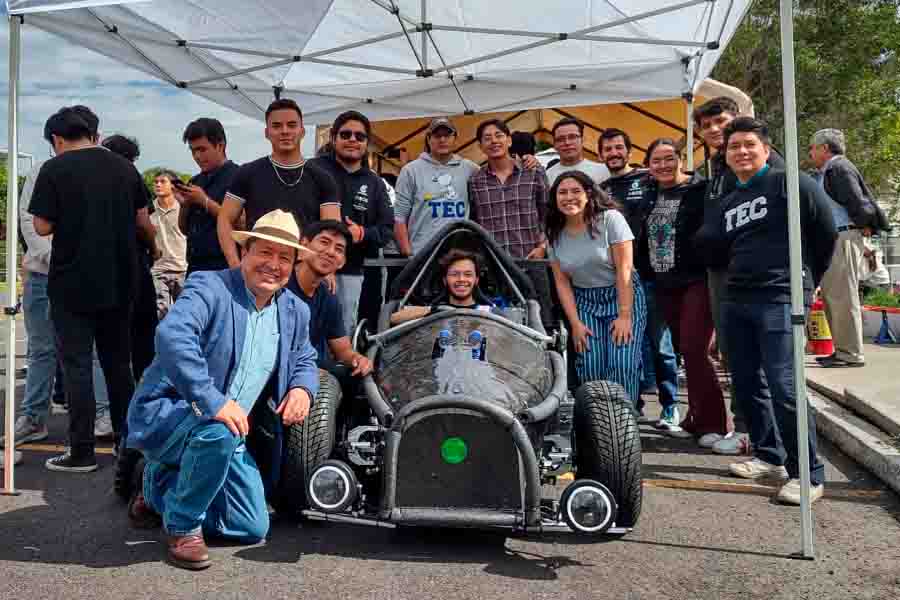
821,229,866,363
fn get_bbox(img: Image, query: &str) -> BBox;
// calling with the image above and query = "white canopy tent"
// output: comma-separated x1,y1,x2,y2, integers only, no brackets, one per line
2,0,817,559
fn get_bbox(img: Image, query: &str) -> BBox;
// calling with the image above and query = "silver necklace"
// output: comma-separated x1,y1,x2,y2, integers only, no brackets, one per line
269,156,305,188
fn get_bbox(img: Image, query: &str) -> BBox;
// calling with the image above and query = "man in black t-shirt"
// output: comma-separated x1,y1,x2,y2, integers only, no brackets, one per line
177,118,239,273
287,221,372,376
218,99,340,268
29,105,155,473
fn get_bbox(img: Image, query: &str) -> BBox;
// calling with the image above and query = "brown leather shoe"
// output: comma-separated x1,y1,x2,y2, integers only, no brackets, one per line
128,493,162,530
167,534,211,570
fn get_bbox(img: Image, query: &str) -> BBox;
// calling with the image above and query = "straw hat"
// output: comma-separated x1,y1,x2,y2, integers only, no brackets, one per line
231,209,309,253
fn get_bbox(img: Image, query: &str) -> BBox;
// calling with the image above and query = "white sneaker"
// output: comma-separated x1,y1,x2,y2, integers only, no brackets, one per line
94,413,114,439
712,432,751,456
776,479,824,505
729,457,789,480
655,406,693,438
0,415,49,448
0,450,24,468
698,433,724,448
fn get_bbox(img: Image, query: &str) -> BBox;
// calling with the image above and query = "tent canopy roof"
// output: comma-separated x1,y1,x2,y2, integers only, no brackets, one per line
7,0,751,125
352,77,753,173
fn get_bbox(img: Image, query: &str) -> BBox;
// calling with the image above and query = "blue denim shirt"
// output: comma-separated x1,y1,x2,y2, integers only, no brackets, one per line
228,286,279,413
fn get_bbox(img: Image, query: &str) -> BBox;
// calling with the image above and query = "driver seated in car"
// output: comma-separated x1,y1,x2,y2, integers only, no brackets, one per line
287,220,373,377
390,249,493,325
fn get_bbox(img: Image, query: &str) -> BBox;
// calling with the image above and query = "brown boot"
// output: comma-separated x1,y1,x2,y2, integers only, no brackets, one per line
167,534,211,570
128,493,162,530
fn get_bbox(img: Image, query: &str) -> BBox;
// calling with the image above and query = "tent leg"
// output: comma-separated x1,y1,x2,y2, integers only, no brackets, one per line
778,0,814,560
3,14,22,496
684,93,694,171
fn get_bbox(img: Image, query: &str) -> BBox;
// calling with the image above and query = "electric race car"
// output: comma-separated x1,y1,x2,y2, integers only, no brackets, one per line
265,221,642,536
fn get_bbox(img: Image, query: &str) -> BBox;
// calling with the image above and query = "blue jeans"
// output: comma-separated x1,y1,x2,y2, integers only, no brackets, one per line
143,420,269,542
22,273,109,425
640,280,678,409
336,273,363,336
722,301,824,485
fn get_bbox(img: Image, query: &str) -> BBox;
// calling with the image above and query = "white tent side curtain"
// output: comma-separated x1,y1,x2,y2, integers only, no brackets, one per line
7,0,752,123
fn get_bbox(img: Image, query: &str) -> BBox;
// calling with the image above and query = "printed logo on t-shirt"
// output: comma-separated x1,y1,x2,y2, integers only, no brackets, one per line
725,196,768,232
353,184,369,212
427,173,465,219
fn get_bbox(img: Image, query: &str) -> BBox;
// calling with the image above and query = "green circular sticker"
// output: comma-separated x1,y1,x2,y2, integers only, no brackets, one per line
440,437,468,464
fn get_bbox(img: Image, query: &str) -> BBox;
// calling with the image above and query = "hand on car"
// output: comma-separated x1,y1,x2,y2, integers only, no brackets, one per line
277,387,312,426
350,354,373,377
571,320,594,353
610,316,633,346
214,399,249,436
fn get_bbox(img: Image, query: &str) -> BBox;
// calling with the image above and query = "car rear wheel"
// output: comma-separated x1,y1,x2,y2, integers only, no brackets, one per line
573,380,642,528
275,370,343,516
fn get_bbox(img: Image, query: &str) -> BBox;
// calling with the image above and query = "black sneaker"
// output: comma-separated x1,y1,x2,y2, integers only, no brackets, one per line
45,450,98,473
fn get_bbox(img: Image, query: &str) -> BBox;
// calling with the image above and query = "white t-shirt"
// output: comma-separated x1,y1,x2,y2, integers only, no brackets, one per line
548,209,634,288
546,158,610,187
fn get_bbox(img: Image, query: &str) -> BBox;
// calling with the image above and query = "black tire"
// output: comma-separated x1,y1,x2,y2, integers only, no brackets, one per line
274,370,343,516
573,380,642,528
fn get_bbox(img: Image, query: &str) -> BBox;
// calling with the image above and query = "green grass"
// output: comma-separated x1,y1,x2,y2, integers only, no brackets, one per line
862,288,900,309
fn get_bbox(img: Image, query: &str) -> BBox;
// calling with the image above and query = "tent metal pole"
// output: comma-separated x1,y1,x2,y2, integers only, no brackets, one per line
685,93,695,171
778,0,815,560
3,14,22,496
420,0,427,70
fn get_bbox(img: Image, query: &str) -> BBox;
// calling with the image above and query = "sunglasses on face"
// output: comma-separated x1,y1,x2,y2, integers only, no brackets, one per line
338,130,368,142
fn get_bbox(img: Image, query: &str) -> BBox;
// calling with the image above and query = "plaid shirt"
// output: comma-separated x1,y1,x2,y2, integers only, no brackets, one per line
468,163,548,258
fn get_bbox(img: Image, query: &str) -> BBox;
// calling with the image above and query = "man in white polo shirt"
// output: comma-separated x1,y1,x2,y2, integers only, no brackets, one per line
545,117,610,186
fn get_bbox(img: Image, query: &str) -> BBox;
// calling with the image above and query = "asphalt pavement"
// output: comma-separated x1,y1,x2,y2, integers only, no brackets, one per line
2,380,899,600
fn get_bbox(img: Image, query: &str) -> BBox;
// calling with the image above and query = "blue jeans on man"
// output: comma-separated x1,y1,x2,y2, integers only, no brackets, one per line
722,301,824,485
639,280,678,412
21,273,109,426
142,418,269,542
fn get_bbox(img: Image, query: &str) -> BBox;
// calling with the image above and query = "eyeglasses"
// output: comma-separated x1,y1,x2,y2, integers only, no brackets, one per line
338,130,368,142
554,134,581,144
447,270,476,279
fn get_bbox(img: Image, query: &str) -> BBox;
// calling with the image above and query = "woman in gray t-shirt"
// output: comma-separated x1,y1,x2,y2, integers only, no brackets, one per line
546,170,647,407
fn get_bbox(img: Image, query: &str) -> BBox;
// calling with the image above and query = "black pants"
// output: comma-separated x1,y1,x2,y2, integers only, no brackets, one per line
51,302,135,460
132,259,159,383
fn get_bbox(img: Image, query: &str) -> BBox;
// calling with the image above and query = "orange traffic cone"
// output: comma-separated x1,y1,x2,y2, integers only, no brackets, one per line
807,298,834,356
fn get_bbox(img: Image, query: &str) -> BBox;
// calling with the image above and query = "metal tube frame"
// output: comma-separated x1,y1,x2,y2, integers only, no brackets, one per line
778,0,815,560
3,14,22,495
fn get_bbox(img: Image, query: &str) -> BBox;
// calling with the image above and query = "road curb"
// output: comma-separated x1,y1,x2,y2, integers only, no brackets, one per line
808,388,900,496
808,380,900,437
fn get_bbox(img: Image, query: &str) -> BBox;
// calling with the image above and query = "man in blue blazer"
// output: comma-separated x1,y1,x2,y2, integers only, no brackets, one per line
125,209,319,570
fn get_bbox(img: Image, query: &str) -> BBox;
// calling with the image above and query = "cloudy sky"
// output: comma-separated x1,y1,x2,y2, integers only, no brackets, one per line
0,6,315,177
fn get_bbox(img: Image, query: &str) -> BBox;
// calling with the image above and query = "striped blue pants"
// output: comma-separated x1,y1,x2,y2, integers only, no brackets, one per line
573,280,647,408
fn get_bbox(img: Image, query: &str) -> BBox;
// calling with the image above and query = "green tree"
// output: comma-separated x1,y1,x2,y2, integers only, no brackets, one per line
713,0,900,217
0,164,27,241
141,167,191,197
